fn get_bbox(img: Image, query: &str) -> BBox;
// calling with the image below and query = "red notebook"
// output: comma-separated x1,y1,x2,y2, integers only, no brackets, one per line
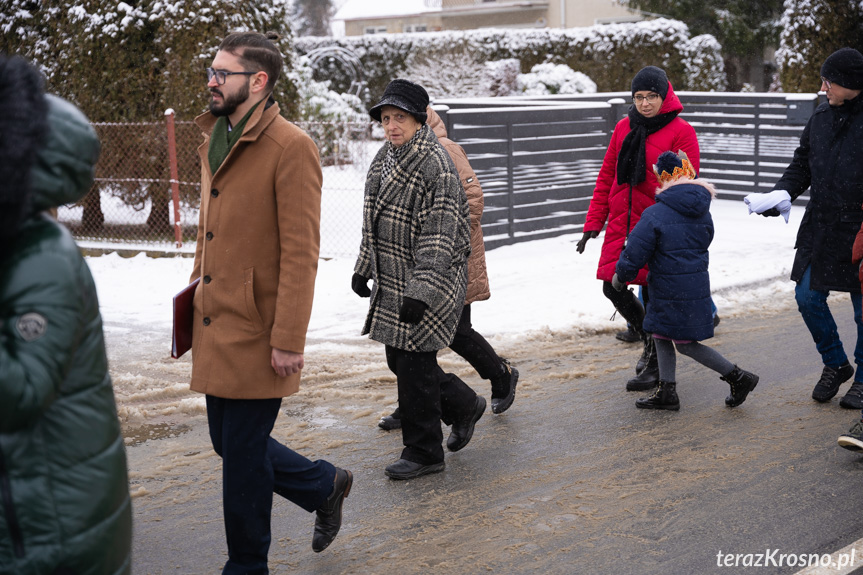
171,278,200,359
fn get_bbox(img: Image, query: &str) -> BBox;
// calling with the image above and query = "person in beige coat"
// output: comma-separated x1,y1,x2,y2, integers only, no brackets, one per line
377,106,519,431
190,31,351,572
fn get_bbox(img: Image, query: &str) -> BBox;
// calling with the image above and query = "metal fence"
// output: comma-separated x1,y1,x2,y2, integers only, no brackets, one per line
60,93,819,256
435,92,818,249
59,114,381,259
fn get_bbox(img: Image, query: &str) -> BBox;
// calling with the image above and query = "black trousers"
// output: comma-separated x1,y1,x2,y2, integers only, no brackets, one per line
206,396,336,575
449,304,503,381
602,281,649,333
385,345,477,465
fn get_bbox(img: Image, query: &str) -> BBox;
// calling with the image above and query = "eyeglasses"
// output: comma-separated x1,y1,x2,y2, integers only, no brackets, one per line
206,67,256,85
633,93,661,104
821,76,832,89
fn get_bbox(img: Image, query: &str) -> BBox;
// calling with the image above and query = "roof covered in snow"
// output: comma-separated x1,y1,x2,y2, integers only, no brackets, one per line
334,0,440,21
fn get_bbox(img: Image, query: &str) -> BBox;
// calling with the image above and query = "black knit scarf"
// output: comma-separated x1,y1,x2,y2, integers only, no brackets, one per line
616,106,680,186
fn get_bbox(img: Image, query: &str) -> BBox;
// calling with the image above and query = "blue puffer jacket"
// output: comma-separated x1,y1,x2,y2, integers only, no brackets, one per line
615,178,716,341
0,95,132,574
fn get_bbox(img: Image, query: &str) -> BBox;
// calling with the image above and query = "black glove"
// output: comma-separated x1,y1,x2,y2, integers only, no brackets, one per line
611,273,625,292
760,207,781,217
576,230,599,254
351,273,371,297
399,297,427,324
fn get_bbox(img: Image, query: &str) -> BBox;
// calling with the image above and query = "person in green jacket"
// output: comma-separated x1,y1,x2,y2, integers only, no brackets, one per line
0,55,132,575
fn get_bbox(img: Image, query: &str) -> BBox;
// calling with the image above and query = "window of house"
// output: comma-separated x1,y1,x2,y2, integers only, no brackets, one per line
363,26,388,34
404,24,428,33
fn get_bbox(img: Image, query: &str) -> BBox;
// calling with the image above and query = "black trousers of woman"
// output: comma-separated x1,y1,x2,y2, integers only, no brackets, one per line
385,345,477,465
602,281,649,334
450,304,504,382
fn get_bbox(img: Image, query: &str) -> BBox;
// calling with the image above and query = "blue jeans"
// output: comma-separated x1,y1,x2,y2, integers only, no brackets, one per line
206,396,336,575
794,265,863,382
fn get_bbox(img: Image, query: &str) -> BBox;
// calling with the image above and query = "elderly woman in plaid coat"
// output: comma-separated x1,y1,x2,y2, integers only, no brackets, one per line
352,79,485,480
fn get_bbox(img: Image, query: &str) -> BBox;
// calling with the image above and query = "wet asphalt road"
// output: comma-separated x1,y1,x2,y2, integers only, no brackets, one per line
126,295,863,575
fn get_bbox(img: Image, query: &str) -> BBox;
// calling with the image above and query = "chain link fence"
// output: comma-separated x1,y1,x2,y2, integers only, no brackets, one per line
58,115,381,260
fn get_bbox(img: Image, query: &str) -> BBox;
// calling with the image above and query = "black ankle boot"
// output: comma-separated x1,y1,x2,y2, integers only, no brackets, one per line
635,332,653,374
490,359,518,414
378,407,401,430
627,336,658,391
636,380,680,410
721,366,759,407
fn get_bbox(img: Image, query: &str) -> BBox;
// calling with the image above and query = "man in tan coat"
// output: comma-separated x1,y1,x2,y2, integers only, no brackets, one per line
190,32,351,572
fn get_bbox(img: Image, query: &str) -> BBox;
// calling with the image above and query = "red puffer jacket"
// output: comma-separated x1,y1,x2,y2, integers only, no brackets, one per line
584,83,699,284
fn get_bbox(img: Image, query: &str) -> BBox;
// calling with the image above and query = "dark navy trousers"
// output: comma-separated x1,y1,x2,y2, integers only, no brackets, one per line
206,395,336,575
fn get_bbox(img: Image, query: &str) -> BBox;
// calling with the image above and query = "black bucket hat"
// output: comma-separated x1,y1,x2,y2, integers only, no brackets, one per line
369,79,429,124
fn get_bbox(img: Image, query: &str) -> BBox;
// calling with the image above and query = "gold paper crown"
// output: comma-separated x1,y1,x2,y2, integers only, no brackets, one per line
654,150,697,183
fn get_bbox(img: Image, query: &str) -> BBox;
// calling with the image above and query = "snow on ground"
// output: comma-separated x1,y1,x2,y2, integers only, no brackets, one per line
87,198,804,350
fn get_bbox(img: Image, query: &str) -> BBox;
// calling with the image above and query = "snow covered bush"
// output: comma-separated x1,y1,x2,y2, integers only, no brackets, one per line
291,56,368,164
776,0,863,92
679,34,728,91
485,59,521,97
296,18,726,105
517,63,597,95
2,0,297,121
2,0,301,234
402,41,489,98
293,57,366,123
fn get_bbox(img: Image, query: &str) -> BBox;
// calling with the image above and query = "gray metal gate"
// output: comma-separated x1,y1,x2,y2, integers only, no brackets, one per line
434,92,819,250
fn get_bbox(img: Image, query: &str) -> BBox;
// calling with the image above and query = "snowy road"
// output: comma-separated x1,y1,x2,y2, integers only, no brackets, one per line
120,293,863,574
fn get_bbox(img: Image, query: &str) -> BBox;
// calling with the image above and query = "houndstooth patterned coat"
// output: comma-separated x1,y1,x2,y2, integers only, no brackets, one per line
354,124,471,352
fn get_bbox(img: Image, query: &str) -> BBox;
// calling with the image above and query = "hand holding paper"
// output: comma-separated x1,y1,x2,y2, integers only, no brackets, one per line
743,190,793,223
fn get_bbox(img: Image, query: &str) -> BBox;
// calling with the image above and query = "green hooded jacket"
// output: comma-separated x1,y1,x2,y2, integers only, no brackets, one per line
0,95,132,574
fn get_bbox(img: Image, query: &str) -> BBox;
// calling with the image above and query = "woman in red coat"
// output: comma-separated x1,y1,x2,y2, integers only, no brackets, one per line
576,66,699,391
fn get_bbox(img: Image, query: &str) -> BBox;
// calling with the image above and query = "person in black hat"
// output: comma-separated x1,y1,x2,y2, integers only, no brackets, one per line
376,104,519,432
758,49,863,432
575,66,700,393
352,79,484,479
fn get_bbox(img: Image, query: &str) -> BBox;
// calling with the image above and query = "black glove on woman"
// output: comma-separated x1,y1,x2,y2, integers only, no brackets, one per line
351,273,371,297
399,297,427,324
576,230,599,253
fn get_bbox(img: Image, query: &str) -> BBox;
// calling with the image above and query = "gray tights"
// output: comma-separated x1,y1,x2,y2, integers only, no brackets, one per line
654,338,735,382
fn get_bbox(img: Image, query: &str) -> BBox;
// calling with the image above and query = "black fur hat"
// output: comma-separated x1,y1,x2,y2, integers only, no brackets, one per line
631,66,669,99
0,55,48,255
369,79,429,124
821,47,863,90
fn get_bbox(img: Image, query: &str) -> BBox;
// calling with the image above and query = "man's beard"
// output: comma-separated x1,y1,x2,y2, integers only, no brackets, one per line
209,82,250,117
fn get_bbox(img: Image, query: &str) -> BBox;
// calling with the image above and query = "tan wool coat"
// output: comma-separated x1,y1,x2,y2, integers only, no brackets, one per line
426,108,490,304
189,100,322,399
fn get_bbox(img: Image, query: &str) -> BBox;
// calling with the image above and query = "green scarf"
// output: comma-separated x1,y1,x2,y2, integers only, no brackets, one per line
207,99,262,174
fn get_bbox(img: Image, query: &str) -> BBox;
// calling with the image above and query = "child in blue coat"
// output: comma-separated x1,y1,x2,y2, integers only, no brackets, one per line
612,151,758,410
